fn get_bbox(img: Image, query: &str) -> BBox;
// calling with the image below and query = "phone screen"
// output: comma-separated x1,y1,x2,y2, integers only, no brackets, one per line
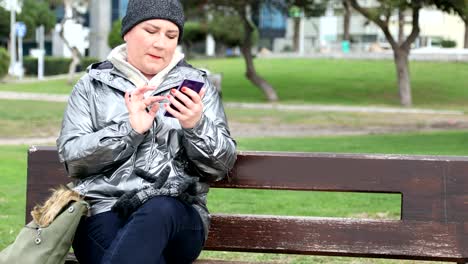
164,79,205,118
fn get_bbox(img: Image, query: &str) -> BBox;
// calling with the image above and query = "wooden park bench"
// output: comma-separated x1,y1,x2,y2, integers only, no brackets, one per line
26,146,468,263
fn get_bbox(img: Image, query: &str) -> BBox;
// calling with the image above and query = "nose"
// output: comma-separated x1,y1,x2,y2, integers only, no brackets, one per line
152,33,167,50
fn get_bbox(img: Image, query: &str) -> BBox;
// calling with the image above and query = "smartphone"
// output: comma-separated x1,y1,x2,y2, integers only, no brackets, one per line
164,79,205,118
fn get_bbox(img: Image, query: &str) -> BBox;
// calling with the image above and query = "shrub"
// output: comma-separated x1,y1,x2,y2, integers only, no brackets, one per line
0,47,10,79
108,19,124,49
23,56,99,76
441,39,457,48
79,57,100,71
207,13,259,48
183,21,207,45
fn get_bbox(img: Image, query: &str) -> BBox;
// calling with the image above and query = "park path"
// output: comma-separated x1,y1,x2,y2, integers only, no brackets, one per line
0,91,463,115
0,91,466,145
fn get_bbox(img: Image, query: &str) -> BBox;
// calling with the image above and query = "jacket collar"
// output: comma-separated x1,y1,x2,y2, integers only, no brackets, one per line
86,59,191,95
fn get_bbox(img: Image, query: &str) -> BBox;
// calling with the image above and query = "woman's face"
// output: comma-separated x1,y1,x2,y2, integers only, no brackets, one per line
124,19,179,78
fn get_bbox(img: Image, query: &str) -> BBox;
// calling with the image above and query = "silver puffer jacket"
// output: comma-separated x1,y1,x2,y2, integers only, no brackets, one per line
56,60,237,239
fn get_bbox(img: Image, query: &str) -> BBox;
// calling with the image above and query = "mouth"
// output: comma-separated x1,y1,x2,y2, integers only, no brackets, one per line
147,54,162,60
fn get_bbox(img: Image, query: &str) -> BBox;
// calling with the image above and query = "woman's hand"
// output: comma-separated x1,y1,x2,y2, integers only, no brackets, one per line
165,87,206,129
125,86,165,134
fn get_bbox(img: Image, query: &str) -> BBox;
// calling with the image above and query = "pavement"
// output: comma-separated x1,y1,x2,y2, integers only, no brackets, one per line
0,91,464,115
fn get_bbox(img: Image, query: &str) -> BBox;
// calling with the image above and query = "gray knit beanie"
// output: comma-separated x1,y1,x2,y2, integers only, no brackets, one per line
121,0,185,42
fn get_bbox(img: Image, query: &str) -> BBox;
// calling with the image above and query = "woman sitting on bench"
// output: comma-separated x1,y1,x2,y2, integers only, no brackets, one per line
56,0,237,263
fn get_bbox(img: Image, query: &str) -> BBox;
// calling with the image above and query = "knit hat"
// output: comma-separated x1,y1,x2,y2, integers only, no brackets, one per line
121,0,185,42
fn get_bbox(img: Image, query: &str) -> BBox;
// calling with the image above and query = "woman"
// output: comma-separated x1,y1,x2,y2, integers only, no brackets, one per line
56,0,237,263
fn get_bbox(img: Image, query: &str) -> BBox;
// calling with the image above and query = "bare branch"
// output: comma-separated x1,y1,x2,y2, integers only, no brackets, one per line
401,2,421,51
349,0,397,48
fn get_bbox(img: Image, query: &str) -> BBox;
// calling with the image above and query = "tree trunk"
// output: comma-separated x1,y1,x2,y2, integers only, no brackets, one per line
393,48,412,107
398,8,404,45
240,6,278,102
311,22,320,50
343,0,351,41
68,47,81,84
293,17,300,52
61,0,82,84
464,20,468,49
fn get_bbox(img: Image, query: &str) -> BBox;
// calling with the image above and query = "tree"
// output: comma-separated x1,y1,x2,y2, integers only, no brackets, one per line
57,0,88,84
0,6,9,40
182,21,207,58
342,0,352,42
0,0,55,40
349,0,430,107
18,0,55,39
108,19,124,49
286,0,328,52
195,0,279,101
207,12,259,51
434,0,468,48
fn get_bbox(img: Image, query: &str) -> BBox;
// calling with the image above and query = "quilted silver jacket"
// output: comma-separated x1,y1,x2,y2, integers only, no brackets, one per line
56,60,237,239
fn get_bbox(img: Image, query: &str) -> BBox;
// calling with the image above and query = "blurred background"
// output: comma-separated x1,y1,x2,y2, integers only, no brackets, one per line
0,0,467,263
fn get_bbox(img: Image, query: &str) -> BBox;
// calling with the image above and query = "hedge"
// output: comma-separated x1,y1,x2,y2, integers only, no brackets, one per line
0,47,9,79
23,56,100,76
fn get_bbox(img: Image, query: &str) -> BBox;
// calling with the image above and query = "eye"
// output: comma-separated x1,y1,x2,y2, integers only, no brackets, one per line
145,29,156,34
167,35,177,40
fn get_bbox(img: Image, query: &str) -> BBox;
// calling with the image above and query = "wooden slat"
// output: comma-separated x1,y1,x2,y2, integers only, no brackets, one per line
205,214,466,262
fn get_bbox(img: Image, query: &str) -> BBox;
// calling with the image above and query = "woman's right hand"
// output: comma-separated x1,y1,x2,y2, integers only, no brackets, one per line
125,86,164,134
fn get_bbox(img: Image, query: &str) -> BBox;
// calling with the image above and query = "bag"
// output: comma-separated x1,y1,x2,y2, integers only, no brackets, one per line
0,186,88,264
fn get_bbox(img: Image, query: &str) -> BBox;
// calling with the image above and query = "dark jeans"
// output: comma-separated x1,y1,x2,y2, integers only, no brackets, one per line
72,196,205,264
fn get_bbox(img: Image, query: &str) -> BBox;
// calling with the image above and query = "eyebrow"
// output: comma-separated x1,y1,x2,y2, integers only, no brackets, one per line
143,22,179,34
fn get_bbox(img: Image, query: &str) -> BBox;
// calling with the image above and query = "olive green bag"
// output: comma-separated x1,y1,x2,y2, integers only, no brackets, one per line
0,188,88,264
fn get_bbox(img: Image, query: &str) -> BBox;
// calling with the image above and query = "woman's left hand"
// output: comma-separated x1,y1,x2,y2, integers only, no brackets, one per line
165,87,206,129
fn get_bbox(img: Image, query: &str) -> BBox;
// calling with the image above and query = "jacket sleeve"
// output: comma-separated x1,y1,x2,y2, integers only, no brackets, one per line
56,76,146,179
182,77,237,182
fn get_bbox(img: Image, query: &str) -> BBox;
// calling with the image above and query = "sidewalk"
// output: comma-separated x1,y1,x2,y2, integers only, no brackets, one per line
0,91,464,115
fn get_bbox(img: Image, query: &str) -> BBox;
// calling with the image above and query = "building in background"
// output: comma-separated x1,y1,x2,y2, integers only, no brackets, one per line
253,2,288,51
53,0,127,60
270,2,466,54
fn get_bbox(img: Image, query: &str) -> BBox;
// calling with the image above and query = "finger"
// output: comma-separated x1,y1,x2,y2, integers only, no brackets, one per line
168,93,189,115
171,89,193,110
198,88,207,100
124,91,131,109
148,102,160,117
143,95,165,106
132,86,156,99
180,86,203,104
164,103,183,119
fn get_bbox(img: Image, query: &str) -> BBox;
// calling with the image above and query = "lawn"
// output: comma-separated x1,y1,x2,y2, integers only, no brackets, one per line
193,58,468,108
0,100,66,138
2,131,468,263
0,58,467,109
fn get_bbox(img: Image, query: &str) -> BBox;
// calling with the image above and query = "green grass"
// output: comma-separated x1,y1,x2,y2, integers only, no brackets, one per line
0,145,28,247
193,58,468,108
235,130,468,156
0,78,78,94
1,58,467,109
0,100,66,138
2,131,468,263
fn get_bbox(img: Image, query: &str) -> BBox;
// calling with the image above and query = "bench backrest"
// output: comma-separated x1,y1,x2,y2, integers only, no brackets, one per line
26,146,468,262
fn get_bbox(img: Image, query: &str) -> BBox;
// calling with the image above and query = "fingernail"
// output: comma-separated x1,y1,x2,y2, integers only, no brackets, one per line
167,95,171,99
164,103,168,107
171,89,176,94
181,87,187,92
